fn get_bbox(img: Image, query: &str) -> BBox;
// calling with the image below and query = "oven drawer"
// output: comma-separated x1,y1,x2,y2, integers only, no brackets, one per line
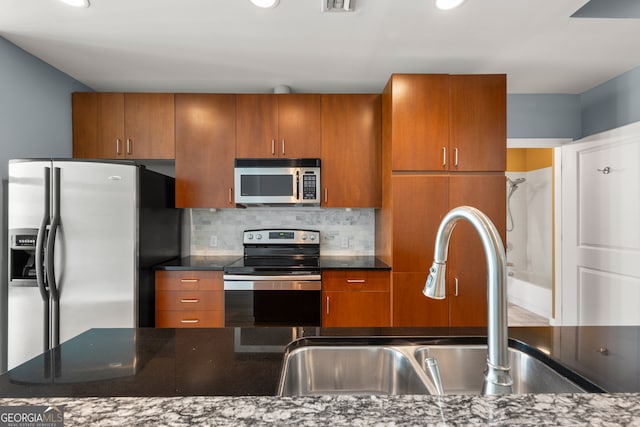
156,310,224,328
156,270,223,291
322,270,390,291
156,291,224,311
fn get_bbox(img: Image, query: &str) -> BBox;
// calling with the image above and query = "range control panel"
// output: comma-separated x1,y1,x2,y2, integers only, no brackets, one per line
243,229,320,245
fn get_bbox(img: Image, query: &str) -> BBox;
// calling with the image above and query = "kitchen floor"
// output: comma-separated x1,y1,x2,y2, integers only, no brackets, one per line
508,303,549,326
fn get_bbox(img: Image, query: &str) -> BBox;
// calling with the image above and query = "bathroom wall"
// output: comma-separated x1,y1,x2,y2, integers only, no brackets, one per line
189,208,375,256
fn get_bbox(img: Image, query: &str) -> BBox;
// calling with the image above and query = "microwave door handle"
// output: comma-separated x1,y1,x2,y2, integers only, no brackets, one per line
295,170,300,201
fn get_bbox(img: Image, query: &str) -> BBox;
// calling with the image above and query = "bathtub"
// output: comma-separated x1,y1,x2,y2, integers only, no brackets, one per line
507,269,552,319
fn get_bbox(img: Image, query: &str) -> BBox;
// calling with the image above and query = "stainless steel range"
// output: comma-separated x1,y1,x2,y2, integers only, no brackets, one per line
223,229,321,326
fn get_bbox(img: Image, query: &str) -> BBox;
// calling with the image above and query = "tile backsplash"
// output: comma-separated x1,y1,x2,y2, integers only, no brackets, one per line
188,208,375,256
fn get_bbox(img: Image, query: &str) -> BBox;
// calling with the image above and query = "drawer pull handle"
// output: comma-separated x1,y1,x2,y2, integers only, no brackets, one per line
180,299,199,303
347,279,366,283
181,319,199,324
180,279,199,283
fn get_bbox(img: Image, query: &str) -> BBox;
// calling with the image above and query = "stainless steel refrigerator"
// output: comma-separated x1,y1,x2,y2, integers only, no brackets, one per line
7,159,180,370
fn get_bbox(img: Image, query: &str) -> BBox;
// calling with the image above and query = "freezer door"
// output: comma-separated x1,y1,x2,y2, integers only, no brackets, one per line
7,160,51,370
52,161,137,345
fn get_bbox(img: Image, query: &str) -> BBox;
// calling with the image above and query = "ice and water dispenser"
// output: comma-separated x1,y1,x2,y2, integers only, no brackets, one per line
9,228,38,285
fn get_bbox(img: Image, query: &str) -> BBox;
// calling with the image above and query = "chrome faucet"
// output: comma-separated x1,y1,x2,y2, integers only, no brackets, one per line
423,206,513,395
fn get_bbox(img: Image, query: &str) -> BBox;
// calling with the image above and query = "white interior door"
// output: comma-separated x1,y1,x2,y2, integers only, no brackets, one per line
561,123,640,325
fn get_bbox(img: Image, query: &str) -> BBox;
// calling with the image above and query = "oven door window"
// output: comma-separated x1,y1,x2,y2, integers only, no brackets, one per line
240,174,293,197
225,290,321,327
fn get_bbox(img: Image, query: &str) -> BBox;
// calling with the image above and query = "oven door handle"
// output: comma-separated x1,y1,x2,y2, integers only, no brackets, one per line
223,280,321,291
223,274,321,281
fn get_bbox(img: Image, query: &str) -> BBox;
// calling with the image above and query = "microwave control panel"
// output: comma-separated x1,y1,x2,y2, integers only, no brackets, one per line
302,173,317,200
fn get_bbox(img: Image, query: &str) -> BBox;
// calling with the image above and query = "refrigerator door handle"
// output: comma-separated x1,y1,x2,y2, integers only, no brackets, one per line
46,167,62,347
36,167,51,302
36,167,52,353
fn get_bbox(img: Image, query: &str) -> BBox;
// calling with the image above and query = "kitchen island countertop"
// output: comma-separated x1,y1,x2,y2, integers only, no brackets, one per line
2,326,640,425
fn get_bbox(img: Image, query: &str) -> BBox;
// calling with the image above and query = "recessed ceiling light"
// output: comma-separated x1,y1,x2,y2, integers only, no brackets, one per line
435,0,466,11
59,0,90,7
250,0,279,8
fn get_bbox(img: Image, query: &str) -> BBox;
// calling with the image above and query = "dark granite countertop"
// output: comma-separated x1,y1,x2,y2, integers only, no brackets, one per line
3,326,640,425
1,326,639,398
156,256,390,271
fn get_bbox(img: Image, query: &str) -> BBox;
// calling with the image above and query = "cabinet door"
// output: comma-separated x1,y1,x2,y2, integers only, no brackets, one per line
72,92,100,158
321,94,381,207
392,272,448,326
236,94,278,158
392,174,448,272
447,174,506,326
322,291,390,327
277,94,321,158
124,93,175,159
450,75,506,172
99,92,126,159
175,94,236,208
388,74,450,171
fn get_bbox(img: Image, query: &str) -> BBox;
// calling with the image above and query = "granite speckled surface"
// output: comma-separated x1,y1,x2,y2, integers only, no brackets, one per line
1,394,639,426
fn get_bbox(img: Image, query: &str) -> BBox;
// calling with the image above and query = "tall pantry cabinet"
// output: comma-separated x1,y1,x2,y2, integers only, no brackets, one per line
376,74,507,327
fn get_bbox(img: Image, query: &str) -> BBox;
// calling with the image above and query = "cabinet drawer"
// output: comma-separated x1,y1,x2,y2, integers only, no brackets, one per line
322,270,390,291
155,310,224,328
156,291,223,311
156,270,223,291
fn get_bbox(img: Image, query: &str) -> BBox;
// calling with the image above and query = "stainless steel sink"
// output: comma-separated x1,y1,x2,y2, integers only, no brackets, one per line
413,345,585,394
277,339,596,396
277,345,437,396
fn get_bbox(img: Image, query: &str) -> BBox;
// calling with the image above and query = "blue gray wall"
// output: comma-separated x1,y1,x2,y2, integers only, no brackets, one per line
0,36,92,372
507,94,581,139
580,66,640,137
508,65,640,140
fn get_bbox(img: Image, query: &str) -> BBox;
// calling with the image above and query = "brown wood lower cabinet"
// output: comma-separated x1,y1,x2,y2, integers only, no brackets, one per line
322,270,390,327
155,270,224,328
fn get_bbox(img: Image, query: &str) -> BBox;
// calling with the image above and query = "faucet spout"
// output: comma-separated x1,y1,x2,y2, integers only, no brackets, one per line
422,206,513,395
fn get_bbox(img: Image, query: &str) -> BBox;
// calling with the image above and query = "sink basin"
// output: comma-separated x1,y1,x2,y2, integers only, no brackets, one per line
413,345,585,394
277,338,600,396
277,345,436,396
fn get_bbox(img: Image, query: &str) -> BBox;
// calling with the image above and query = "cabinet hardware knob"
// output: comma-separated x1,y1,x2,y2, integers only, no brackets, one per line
597,166,611,174
454,147,459,167
116,138,121,154
180,279,199,283
180,319,199,324
271,139,275,155
454,277,459,297
324,188,328,203
598,347,609,355
126,138,132,155
326,296,330,315
347,279,366,283
442,147,447,167
180,299,199,303
281,139,285,155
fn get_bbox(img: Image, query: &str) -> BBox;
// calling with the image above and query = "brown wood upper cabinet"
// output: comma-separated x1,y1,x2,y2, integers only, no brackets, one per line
386,74,505,172
72,92,175,159
175,94,236,208
236,94,321,158
321,94,382,208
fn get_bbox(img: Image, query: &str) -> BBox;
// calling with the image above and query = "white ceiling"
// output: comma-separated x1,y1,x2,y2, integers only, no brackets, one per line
1,0,639,94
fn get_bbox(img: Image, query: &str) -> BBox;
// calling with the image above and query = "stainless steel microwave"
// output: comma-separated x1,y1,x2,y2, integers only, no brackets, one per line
234,158,321,206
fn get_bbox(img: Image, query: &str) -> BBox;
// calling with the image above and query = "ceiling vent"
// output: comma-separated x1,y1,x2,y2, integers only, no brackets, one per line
322,0,355,12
